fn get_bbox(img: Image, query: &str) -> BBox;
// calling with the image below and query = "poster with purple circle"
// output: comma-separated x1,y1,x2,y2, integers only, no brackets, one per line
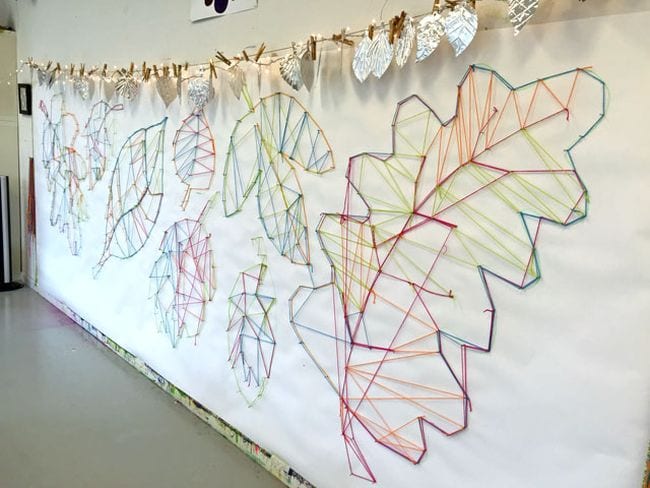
191,0,258,22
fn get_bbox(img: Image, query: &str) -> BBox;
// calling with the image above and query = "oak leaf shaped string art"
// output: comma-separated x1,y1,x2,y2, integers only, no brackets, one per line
150,197,216,348
226,240,277,406
39,96,87,255
222,93,334,266
290,65,606,482
94,118,167,276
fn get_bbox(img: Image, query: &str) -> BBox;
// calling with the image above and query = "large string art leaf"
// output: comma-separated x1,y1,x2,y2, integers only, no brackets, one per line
39,96,87,255
150,196,216,348
83,100,124,190
94,118,167,276
222,92,334,266
290,65,607,482
172,109,216,210
226,238,276,406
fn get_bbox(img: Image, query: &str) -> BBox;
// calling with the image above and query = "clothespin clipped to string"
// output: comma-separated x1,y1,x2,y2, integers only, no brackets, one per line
254,43,266,62
209,60,217,79
216,51,232,66
308,36,317,61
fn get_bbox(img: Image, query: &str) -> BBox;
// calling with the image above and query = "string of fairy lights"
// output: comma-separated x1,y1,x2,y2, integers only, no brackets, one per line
3,1,543,99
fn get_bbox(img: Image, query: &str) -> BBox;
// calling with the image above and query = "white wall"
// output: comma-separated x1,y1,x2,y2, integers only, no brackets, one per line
10,2,650,487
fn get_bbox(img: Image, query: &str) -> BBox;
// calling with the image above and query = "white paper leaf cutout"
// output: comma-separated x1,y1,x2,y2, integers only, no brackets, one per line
368,27,393,79
352,32,372,83
279,49,304,91
416,12,446,63
228,65,245,100
395,16,415,67
156,77,177,107
300,50,315,92
445,2,478,57
103,80,116,101
508,0,539,35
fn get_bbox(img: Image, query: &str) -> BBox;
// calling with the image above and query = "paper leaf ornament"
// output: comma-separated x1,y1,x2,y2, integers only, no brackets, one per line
103,80,116,101
445,2,478,56
188,76,214,109
352,32,372,83
37,68,54,88
115,71,139,100
395,16,415,67
279,47,304,91
156,76,178,107
94,118,167,276
73,77,94,100
508,0,539,35
416,12,446,62
228,65,245,99
368,26,393,78
300,50,315,92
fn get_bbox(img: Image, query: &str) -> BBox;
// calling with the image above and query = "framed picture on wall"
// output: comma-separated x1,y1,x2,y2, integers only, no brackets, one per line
18,83,32,115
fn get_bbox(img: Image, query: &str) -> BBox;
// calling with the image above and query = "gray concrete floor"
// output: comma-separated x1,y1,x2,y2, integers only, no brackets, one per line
0,287,284,488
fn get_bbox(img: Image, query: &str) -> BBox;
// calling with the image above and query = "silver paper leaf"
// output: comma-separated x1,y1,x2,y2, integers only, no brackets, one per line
352,33,372,83
156,76,177,107
103,80,116,101
115,72,139,101
508,0,539,35
300,50,315,92
188,77,213,109
37,68,54,88
395,16,415,68
445,2,478,57
73,77,94,100
228,65,245,100
416,12,446,63
368,27,393,79
279,50,303,91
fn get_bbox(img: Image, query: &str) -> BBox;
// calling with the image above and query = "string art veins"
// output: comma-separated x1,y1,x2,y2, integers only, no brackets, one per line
94,118,167,276
83,100,124,190
150,197,216,348
222,92,334,266
227,239,276,405
39,96,87,255
289,65,607,482
172,109,216,210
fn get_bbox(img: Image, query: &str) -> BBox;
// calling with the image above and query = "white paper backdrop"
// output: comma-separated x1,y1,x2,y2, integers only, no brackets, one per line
28,11,649,488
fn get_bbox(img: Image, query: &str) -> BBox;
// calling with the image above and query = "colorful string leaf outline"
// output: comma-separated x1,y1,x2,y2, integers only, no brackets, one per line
172,109,216,210
83,100,124,190
227,237,277,406
39,96,87,255
150,196,217,348
289,65,607,482
94,118,168,276
222,92,335,266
